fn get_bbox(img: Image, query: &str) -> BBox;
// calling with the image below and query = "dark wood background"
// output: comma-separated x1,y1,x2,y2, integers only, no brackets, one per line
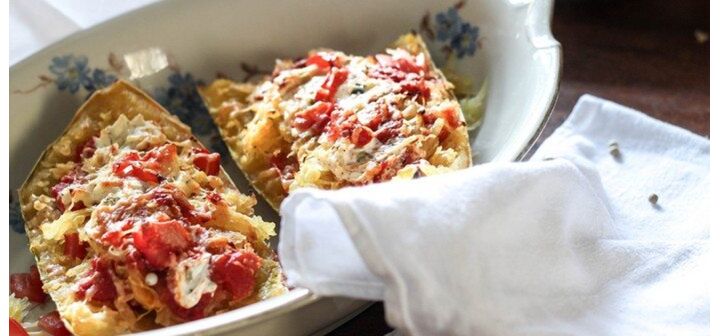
328,0,709,334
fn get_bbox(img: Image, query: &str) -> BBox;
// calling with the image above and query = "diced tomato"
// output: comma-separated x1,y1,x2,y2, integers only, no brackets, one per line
316,68,349,102
305,54,331,71
439,107,462,129
370,52,429,95
74,137,96,162
38,311,71,336
422,110,437,126
100,230,123,248
370,66,405,82
361,104,391,131
206,237,230,255
112,144,177,184
304,52,342,71
371,161,390,183
375,120,402,144
10,265,46,303
206,192,223,204
99,219,134,248
113,154,159,184
350,126,373,147
51,169,86,212
76,258,117,304
63,232,87,260
157,279,212,321
10,318,29,336
293,101,333,134
268,151,294,174
395,54,425,74
211,250,262,301
146,143,176,163
150,188,211,225
192,152,221,176
374,51,426,74
268,151,299,190
399,77,430,102
422,107,461,141
326,108,362,142
133,220,192,269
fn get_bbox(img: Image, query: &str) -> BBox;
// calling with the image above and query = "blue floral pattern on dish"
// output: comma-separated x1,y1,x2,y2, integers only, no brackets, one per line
50,55,93,93
88,69,118,91
451,22,480,58
435,8,463,42
153,71,230,158
48,54,119,94
153,72,214,135
421,2,481,60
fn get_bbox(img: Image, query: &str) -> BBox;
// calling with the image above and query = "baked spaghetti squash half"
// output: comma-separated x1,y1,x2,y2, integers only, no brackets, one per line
200,33,472,209
18,80,286,336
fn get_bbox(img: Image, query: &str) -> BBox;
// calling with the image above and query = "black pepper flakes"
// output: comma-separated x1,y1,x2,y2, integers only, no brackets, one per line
608,141,621,157
351,84,365,95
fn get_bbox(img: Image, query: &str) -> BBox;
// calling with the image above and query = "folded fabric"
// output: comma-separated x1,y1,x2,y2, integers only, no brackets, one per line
278,95,709,335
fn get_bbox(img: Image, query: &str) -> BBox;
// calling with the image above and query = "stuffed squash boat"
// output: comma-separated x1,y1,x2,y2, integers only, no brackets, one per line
18,80,286,335
200,33,472,209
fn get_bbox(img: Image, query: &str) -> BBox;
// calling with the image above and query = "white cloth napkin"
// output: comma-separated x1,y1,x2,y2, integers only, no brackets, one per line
279,95,710,335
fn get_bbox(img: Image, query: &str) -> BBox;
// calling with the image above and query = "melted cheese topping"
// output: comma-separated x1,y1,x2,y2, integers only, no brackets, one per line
236,45,466,192
171,253,217,308
41,114,280,327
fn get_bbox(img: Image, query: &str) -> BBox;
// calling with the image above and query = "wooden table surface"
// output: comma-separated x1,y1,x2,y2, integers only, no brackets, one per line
328,0,709,334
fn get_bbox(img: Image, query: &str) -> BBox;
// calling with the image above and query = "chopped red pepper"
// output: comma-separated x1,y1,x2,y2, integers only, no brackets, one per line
315,68,349,102
293,101,333,135
76,258,117,305
10,318,29,336
38,311,71,336
211,250,262,301
63,232,88,260
133,220,192,269
192,152,221,176
10,265,46,303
